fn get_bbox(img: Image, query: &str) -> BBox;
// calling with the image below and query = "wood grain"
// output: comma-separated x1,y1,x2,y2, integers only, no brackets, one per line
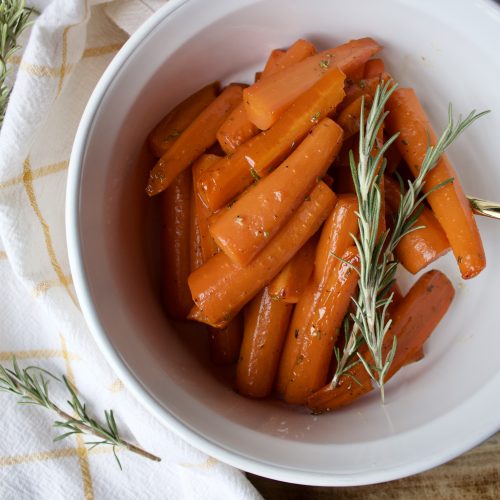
248,432,500,499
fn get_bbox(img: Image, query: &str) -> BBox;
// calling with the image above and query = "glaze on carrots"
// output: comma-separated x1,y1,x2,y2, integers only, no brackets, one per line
217,40,316,154
188,182,336,328
148,82,219,158
279,247,360,404
198,67,346,211
385,88,485,279
147,85,243,196
209,118,343,266
244,37,382,130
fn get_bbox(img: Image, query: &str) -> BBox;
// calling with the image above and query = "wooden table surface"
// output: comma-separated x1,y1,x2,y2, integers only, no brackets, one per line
247,432,500,499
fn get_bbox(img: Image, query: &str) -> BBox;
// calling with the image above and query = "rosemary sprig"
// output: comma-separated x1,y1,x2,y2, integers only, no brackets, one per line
331,80,488,401
0,0,34,126
0,357,161,468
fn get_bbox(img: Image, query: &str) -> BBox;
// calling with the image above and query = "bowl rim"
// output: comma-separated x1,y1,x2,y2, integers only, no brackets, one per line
66,0,500,486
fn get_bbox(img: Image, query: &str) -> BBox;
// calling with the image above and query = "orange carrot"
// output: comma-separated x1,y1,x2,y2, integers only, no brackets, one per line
385,176,450,274
209,118,343,266
161,169,193,319
198,67,346,211
216,104,259,155
190,156,222,272
244,38,382,130
148,82,219,158
216,41,316,154
276,195,358,396
263,39,317,77
336,94,372,140
188,182,336,328
147,85,243,196
385,88,485,279
268,236,317,303
307,270,455,413
262,49,286,75
313,194,359,284
236,287,293,397
209,316,243,365
279,247,360,404
363,58,385,78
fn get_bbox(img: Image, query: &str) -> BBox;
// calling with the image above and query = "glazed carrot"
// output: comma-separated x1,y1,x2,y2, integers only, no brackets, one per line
313,194,359,284
276,195,358,396
307,270,455,413
363,58,385,78
262,49,286,75
188,182,336,328
198,67,346,211
148,82,219,158
161,169,193,319
385,88,484,278
209,316,243,365
209,118,343,266
244,37,381,130
264,39,317,77
146,85,243,196
217,41,316,154
336,94,372,140
216,104,259,155
236,287,293,397
268,236,317,303
190,157,220,273
280,247,360,404
385,176,450,274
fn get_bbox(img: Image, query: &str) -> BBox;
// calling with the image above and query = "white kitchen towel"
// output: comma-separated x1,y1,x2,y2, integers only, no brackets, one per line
0,1,261,498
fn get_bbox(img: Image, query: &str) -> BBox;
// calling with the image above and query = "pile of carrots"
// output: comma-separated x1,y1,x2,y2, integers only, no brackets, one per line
146,37,485,413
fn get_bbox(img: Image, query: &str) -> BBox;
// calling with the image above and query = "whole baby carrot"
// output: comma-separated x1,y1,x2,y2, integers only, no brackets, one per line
161,169,193,319
217,40,316,154
198,67,346,211
148,82,219,157
280,247,360,404
146,85,243,196
268,236,317,303
276,195,359,396
236,287,293,398
209,118,343,266
385,88,485,279
244,37,382,130
188,182,336,328
307,270,455,413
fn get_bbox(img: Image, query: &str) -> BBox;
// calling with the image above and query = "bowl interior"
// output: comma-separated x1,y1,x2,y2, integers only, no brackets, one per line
73,0,500,484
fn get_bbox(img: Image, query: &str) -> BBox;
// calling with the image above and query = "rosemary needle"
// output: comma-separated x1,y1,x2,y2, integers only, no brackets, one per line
0,0,34,126
332,80,489,401
0,357,161,468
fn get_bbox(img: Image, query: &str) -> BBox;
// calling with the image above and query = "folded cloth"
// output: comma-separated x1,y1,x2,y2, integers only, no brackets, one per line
0,1,261,498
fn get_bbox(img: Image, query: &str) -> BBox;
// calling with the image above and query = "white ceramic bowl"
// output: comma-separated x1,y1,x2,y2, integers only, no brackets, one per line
67,0,500,486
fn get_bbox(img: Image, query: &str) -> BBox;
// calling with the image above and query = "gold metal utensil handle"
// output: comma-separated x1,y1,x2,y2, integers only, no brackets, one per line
468,196,500,220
